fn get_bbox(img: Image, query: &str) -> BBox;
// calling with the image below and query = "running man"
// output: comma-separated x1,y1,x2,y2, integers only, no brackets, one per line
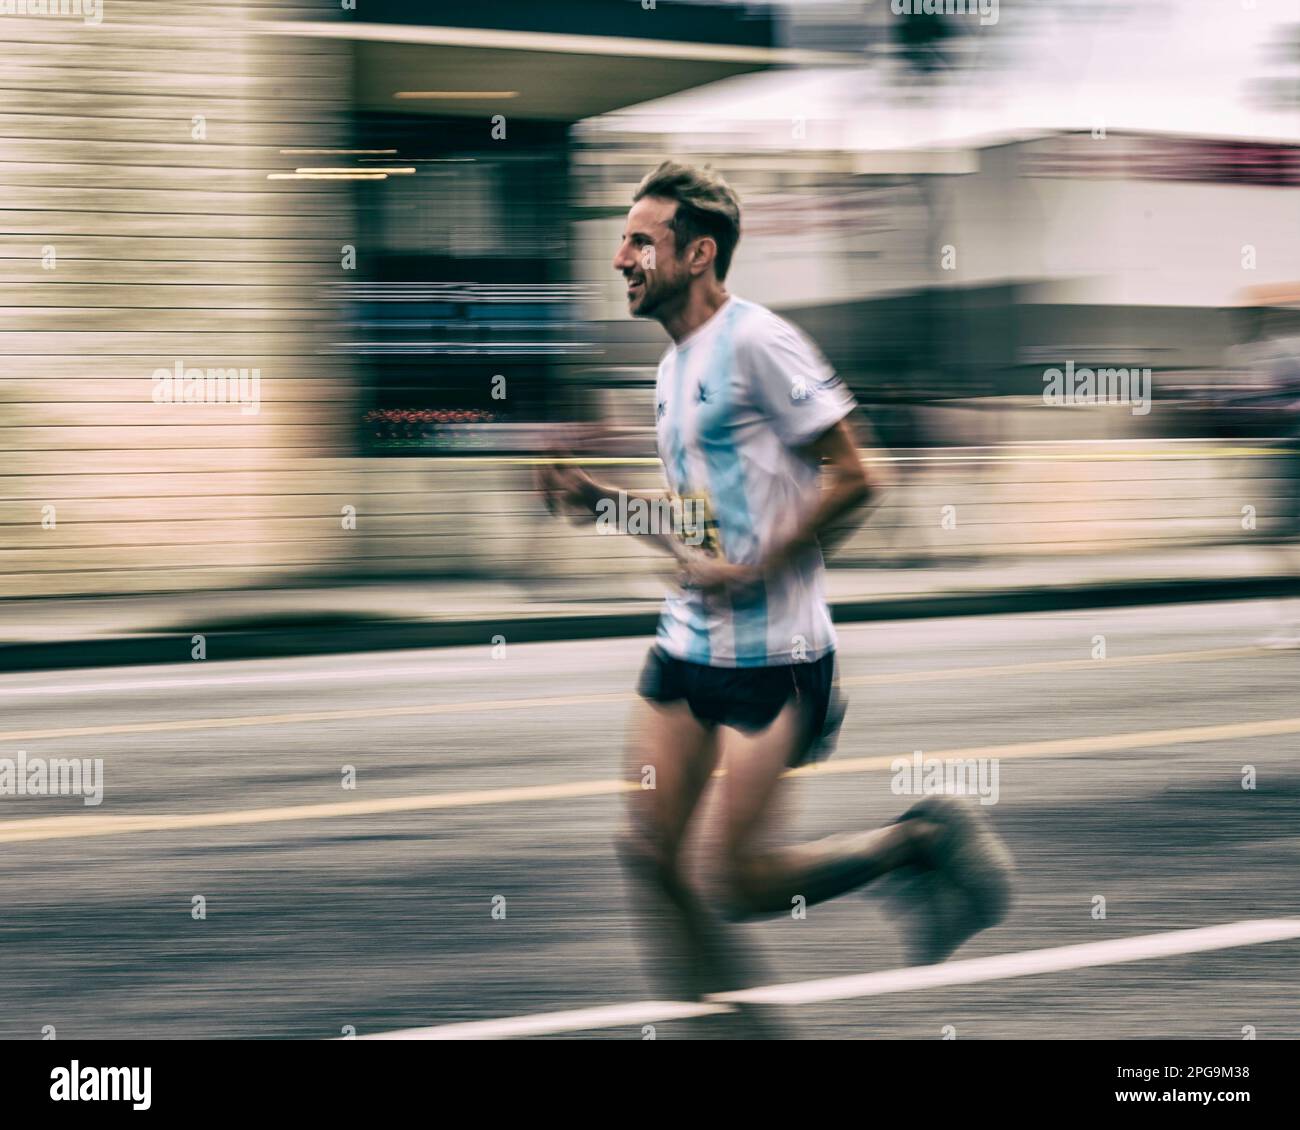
537,161,1014,1032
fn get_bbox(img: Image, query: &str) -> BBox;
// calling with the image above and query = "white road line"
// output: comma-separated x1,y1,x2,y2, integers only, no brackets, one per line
360,919,1300,1039
0,643,1266,709
714,919,1300,1006
363,1001,731,1040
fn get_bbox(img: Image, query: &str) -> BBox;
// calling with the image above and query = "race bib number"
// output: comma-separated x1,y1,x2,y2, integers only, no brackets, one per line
673,490,724,559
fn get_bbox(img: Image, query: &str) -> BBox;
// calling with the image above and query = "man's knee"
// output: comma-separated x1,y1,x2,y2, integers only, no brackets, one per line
715,844,771,922
616,824,678,887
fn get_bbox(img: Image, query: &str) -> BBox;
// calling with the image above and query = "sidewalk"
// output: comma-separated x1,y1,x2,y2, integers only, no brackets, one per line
1,545,1297,672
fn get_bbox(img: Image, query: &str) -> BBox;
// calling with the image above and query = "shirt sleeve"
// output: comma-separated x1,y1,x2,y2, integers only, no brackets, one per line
741,313,856,449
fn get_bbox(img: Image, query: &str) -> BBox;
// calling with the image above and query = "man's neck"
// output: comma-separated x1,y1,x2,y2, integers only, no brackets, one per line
660,284,730,345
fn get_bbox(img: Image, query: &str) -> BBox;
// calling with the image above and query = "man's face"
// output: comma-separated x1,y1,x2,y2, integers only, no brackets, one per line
612,196,691,319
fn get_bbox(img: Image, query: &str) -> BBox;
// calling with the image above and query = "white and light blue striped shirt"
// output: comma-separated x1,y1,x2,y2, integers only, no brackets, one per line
654,296,856,668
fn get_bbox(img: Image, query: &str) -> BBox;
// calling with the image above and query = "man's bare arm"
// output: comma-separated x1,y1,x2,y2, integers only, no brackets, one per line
760,417,889,576
535,462,688,561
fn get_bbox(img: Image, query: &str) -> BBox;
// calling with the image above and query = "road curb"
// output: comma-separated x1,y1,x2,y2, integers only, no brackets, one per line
2,574,1298,674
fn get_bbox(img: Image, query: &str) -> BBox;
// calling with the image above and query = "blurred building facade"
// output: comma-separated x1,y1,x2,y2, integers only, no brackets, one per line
2,0,800,596
4,1,1298,600
2,0,355,598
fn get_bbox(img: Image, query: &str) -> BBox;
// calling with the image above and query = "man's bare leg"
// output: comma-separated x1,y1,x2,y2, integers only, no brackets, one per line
702,702,1015,969
616,699,766,1013
706,704,938,918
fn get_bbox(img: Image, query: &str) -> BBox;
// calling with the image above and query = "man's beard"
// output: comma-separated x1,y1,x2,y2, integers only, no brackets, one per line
633,272,687,319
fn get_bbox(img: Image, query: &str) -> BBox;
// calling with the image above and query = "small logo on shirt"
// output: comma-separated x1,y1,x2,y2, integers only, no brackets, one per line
656,400,667,420
791,372,843,402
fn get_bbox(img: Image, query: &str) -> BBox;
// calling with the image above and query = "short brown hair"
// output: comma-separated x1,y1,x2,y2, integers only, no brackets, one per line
633,160,742,281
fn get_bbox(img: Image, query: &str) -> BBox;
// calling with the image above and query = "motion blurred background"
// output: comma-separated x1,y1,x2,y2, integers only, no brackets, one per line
3,0,1300,1045
3,0,1299,611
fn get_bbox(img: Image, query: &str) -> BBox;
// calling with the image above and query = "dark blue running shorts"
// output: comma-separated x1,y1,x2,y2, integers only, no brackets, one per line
637,646,846,768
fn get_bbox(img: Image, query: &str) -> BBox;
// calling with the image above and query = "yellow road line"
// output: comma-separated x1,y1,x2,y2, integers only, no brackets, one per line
1,712,1296,845
0,779,633,845
0,692,633,744
790,715,1300,780
838,646,1262,688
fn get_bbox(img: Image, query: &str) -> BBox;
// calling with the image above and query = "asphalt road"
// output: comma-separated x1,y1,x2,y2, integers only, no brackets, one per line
1,599,1298,1040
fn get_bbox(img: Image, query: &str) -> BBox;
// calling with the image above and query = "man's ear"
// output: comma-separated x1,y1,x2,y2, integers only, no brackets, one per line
690,236,717,277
